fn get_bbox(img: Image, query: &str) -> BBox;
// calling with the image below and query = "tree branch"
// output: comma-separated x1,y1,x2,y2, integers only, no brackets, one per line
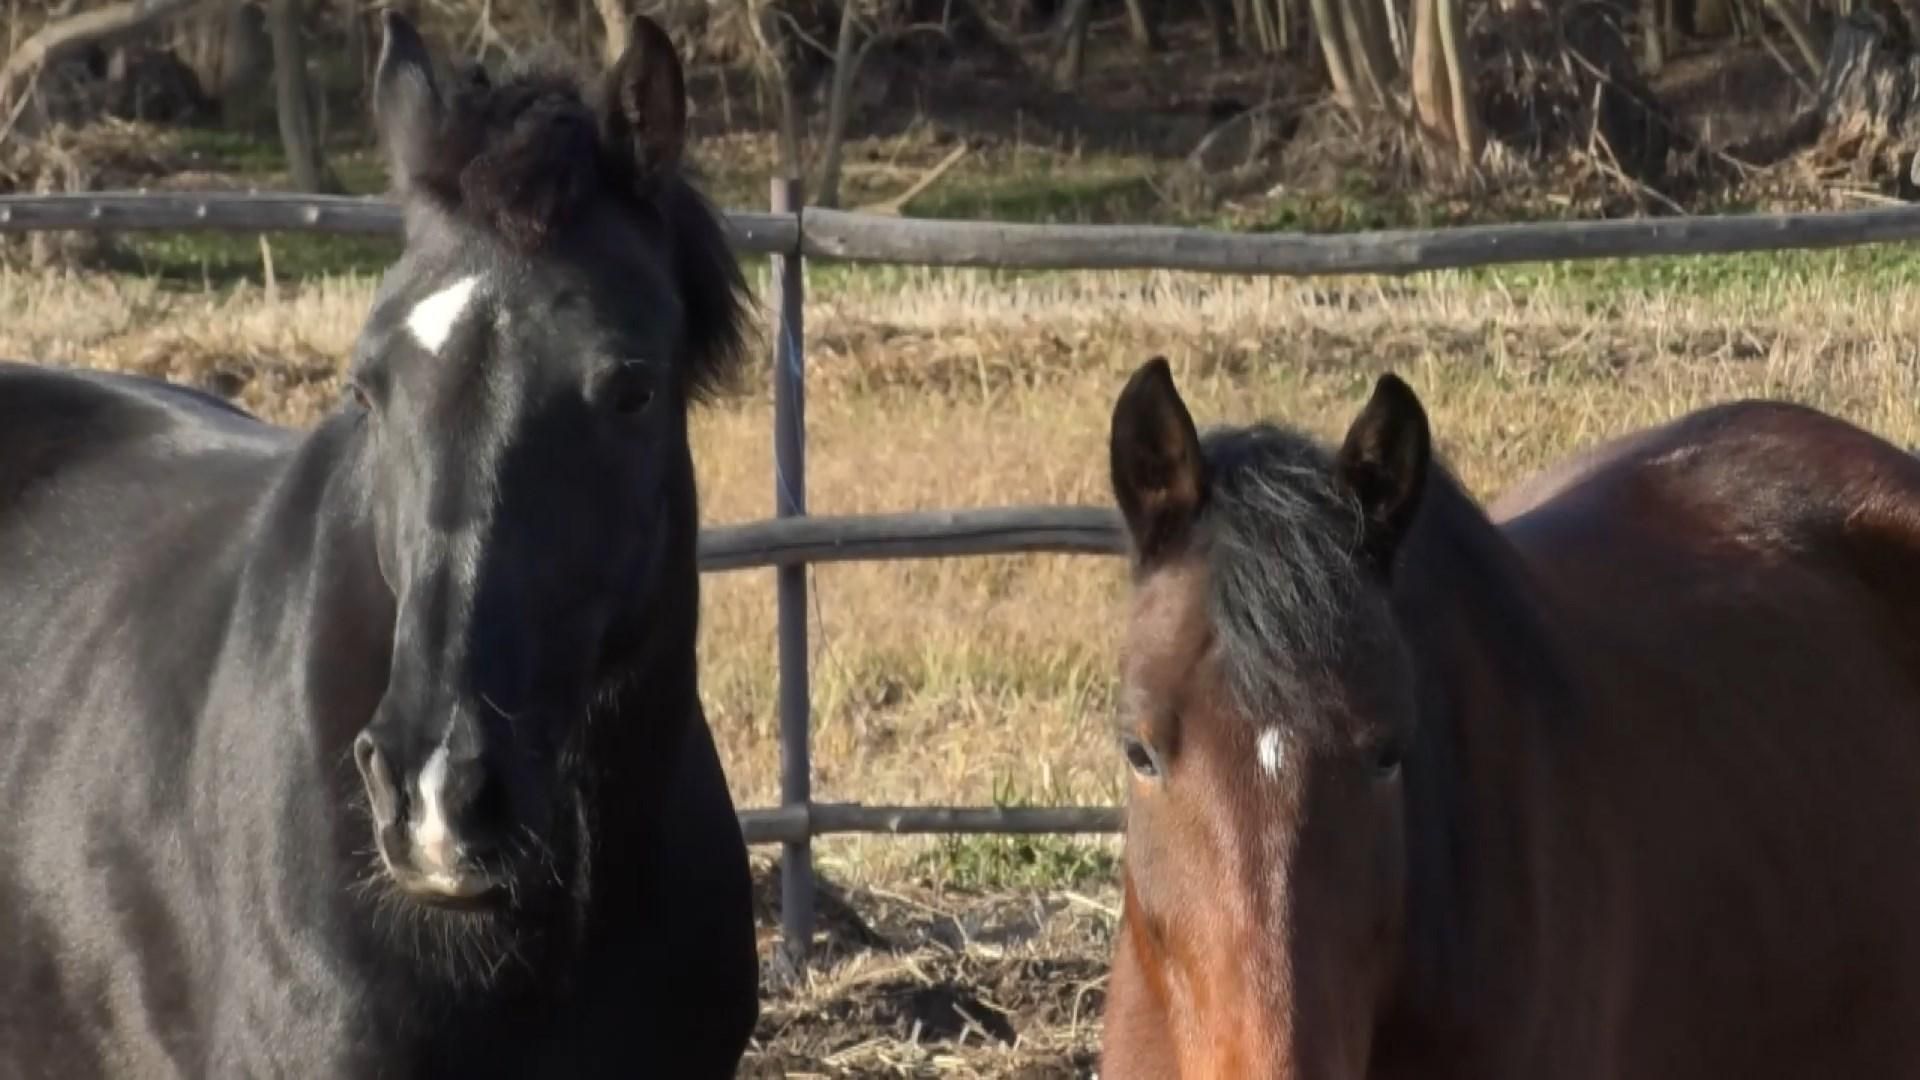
0,0,214,108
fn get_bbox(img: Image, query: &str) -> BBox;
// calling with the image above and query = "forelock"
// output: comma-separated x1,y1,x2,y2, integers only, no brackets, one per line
389,60,752,400
1201,425,1371,740
401,65,609,249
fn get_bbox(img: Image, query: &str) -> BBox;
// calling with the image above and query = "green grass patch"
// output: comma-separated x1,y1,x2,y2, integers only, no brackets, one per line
1458,244,1920,301
116,231,400,288
910,775,1120,892
911,169,1161,225
916,832,1119,892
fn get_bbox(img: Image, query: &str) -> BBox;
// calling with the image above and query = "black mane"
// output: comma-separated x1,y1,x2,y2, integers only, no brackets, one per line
400,61,753,400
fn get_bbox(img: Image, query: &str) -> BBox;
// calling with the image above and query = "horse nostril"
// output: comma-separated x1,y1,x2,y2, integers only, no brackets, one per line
353,731,403,826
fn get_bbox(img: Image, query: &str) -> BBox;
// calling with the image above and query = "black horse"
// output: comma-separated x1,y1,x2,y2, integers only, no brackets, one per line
0,13,757,1077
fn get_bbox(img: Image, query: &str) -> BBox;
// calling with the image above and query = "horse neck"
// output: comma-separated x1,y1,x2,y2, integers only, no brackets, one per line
227,415,393,863
581,539,705,865
266,414,393,758
1384,470,1581,1040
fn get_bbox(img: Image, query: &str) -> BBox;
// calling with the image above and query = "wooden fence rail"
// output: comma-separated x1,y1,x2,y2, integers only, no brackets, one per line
739,803,1124,846
695,505,1124,572
9,191,1920,275
14,186,1920,958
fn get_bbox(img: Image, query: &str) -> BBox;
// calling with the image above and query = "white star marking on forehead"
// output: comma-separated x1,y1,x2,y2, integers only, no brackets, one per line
405,274,482,354
1257,727,1286,780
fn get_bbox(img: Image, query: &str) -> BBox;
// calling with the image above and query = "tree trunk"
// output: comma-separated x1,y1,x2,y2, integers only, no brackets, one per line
593,0,631,66
1308,0,1373,109
749,0,805,179
1122,0,1165,52
266,0,336,192
220,0,270,131
1411,0,1451,140
1694,0,1734,37
1765,0,1826,74
175,2,226,93
1343,0,1400,104
0,0,213,109
1203,0,1238,57
1055,0,1093,87
1814,9,1920,164
1640,0,1667,71
1437,0,1481,163
1241,0,1270,54
1385,0,1411,66
342,0,369,105
811,0,863,207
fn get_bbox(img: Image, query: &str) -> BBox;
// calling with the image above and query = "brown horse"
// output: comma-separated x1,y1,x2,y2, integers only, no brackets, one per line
1100,356,1920,1079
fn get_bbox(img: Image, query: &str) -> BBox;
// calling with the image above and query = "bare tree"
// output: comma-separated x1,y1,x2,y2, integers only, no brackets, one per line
1055,0,1093,87
1122,0,1165,52
1344,0,1400,102
812,0,864,207
221,0,272,131
1238,0,1297,55
266,0,337,192
1202,0,1238,57
594,0,632,66
748,0,806,179
1436,0,1480,162
1308,0,1372,108
1,0,213,111
1763,0,1826,74
1641,0,1669,71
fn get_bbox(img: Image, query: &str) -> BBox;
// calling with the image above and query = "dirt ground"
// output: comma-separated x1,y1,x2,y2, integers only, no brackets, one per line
742,858,1116,1078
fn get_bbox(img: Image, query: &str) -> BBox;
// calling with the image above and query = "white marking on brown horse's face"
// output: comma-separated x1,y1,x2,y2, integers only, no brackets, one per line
1257,726,1286,780
405,274,482,354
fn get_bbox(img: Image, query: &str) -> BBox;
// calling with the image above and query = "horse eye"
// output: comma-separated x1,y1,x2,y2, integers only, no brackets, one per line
1122,735,1161,780
346,381,372,412
614,383,655,416
1372,742,1404,778
603,366,658,418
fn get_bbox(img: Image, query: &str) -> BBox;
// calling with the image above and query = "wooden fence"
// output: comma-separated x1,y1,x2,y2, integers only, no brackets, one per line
8,187,1920,957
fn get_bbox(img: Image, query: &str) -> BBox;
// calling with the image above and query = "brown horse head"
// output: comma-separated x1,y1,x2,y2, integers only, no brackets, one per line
1102,357,1430,1078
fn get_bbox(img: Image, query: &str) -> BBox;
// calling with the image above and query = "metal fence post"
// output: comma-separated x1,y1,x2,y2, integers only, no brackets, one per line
770,177,813,964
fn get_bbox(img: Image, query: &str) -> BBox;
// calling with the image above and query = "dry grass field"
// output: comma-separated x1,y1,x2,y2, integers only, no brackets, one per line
9,251,1920,1074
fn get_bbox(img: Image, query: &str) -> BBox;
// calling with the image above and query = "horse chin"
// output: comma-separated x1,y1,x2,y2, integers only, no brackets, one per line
389,871,512,914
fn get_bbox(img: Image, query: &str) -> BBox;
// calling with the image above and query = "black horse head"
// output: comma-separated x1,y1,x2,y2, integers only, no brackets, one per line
343,12,748,918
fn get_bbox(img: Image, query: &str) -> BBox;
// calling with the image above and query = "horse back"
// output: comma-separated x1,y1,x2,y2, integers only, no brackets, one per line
1498,398,1920,624
0,360,283,495
0,362,297,1075
1488,400,1920,1077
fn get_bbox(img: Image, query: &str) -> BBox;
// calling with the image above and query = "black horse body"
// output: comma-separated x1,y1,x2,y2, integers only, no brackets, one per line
0,15,755,1079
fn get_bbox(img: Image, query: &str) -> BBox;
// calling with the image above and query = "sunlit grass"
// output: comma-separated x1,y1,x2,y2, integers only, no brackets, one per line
10,255,1920,880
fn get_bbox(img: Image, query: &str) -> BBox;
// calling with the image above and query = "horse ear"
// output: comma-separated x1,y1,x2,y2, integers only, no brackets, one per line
372,9,444,193
600,16,687,180
1335,373,1431,572
1111,357,1207,565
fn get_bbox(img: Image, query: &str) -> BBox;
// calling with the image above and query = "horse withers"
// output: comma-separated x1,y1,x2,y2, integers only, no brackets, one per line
0,13,756,1077
1100,357,1920,1078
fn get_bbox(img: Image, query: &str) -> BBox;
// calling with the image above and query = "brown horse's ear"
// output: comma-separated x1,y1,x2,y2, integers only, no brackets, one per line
600,15,687,181
1111,357,1207,565
371,9,444,194
1336,373,1431,572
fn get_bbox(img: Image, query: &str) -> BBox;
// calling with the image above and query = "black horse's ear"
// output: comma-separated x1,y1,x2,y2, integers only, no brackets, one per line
600,16,687,181
372,9,444,193
1111,357,1207,566
1335,373,1431,573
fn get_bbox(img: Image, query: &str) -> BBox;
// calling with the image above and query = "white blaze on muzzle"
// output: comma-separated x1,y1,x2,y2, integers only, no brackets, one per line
409,744,485,896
